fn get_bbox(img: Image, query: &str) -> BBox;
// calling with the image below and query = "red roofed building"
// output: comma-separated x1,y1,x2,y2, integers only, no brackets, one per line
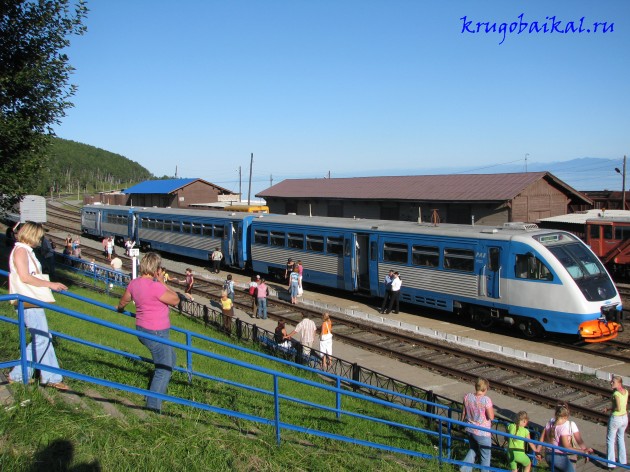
256,172,591,224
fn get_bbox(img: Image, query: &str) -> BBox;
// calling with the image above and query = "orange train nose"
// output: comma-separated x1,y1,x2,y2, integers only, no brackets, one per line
579,319,621,343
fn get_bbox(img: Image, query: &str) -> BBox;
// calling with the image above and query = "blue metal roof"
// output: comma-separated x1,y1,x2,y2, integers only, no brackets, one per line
124,179,197,195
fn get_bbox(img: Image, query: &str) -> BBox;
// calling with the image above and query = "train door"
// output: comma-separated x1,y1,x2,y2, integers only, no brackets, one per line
127,210,136,242
485,246,502,299
356,233,370,291
343,233,358,291
368,234,380,296
224,222,235,266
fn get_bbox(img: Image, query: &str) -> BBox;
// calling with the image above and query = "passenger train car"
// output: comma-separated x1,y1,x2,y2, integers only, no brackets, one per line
81,204,621,341
81,205,255,268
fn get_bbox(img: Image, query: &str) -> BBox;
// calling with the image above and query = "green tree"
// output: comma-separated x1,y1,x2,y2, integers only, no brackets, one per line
0,0,88,212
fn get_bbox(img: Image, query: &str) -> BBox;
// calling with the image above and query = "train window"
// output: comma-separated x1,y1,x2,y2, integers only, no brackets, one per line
515,254,553,281
214,226,224,239
201,224,212,237
603,226,613,239
326,236,343,255
270,231,285,247
306,235,324,252
444,248,474,272
412,245,439,267
590,225,600,239
156,220,166,231
288,233,304,249
615,227,630,240
191,223,201,236
254,230,269,245
488,247,500,271
384,243,409,264
370,241,377,261
182,222,192,233
163,220,172,232
141,218,150,228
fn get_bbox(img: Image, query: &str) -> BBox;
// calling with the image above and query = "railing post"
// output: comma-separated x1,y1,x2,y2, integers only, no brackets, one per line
427,390,435,415
235,318,242,340
295,342,303,365
273,375,281,445
203,305,209,326
336,376,342,419
352,362,360,391
252,324,258,343
17,301,29,385
186,332,193,384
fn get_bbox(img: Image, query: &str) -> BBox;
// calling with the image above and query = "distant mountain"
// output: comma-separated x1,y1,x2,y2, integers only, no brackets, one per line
39,138,154,194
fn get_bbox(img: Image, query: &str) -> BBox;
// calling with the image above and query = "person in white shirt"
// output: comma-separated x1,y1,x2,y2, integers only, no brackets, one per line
385,272,401,314
285,312,317,356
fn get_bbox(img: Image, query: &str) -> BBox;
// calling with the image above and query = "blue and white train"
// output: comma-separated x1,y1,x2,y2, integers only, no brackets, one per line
81,205,622,341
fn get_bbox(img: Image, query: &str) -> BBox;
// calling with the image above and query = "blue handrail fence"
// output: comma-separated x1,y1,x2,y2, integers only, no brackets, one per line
0,273,620,470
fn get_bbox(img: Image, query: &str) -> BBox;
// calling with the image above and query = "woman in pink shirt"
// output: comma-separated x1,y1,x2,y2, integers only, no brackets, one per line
117,252,179,412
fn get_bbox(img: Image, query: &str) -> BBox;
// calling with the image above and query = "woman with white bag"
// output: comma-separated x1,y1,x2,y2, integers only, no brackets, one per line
319,312,333,370
8,222,69,390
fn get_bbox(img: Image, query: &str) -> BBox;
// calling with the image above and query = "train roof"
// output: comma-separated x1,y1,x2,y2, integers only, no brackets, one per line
82,204,254,221
539,209,630,225
251,214,552,240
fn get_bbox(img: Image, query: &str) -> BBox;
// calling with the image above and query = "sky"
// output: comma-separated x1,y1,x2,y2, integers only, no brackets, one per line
56,1,630,197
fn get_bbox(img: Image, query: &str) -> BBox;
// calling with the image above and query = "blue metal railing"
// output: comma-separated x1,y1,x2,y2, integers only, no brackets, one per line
0,278,623,470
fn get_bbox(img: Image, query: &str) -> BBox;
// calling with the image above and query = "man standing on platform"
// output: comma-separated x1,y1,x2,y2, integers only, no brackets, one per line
211,247,223,274
386,272,401,314
379,270,394,314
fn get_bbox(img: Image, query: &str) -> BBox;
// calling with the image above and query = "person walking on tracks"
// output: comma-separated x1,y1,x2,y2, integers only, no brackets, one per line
211,247,223,274
256,278,268,319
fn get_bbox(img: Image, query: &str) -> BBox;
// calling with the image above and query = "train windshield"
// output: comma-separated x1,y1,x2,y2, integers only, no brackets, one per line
538,234,617,301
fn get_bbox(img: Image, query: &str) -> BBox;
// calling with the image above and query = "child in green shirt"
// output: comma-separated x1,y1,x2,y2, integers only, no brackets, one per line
507,411,538,472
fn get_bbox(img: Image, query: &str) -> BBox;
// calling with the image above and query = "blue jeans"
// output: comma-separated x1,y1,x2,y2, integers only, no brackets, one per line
607,414,628,465
545,453,575,472
461,434,492,472
10,308,63,384
137,326,175,411
257,298,267,319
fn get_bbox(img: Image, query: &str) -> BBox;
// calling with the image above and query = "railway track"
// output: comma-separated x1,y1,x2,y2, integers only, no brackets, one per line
42,204,620,425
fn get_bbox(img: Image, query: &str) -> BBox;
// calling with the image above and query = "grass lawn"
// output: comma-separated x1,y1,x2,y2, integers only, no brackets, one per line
0,274,456,471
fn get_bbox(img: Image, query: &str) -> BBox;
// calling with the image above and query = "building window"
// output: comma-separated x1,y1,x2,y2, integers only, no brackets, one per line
380,206,399,221
286,201,298,214
327,203,343,217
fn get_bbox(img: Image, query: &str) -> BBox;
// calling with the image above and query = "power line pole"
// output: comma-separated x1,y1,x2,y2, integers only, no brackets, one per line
525,153,529,172
623,155,627,211
238,166,242,202
247,153,253,205
270,174,273,187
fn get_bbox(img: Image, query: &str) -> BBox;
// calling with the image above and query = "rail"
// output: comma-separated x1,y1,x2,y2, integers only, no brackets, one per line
0,269,623,469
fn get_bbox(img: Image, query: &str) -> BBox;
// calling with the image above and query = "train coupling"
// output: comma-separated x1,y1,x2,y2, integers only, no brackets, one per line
578,305,622,343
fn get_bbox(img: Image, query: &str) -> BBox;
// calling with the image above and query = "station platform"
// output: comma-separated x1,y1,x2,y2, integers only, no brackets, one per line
50,231,627,459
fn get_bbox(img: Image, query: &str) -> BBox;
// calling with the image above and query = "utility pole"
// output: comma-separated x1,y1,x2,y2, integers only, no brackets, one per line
623,155,627,211
247,153,253,205
270,174,273,187
238,166,242,202
616,156,627,210
525,153,529,173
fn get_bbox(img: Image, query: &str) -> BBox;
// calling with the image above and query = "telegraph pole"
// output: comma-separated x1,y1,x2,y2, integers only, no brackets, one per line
623,155,627,211
247,153,253,205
